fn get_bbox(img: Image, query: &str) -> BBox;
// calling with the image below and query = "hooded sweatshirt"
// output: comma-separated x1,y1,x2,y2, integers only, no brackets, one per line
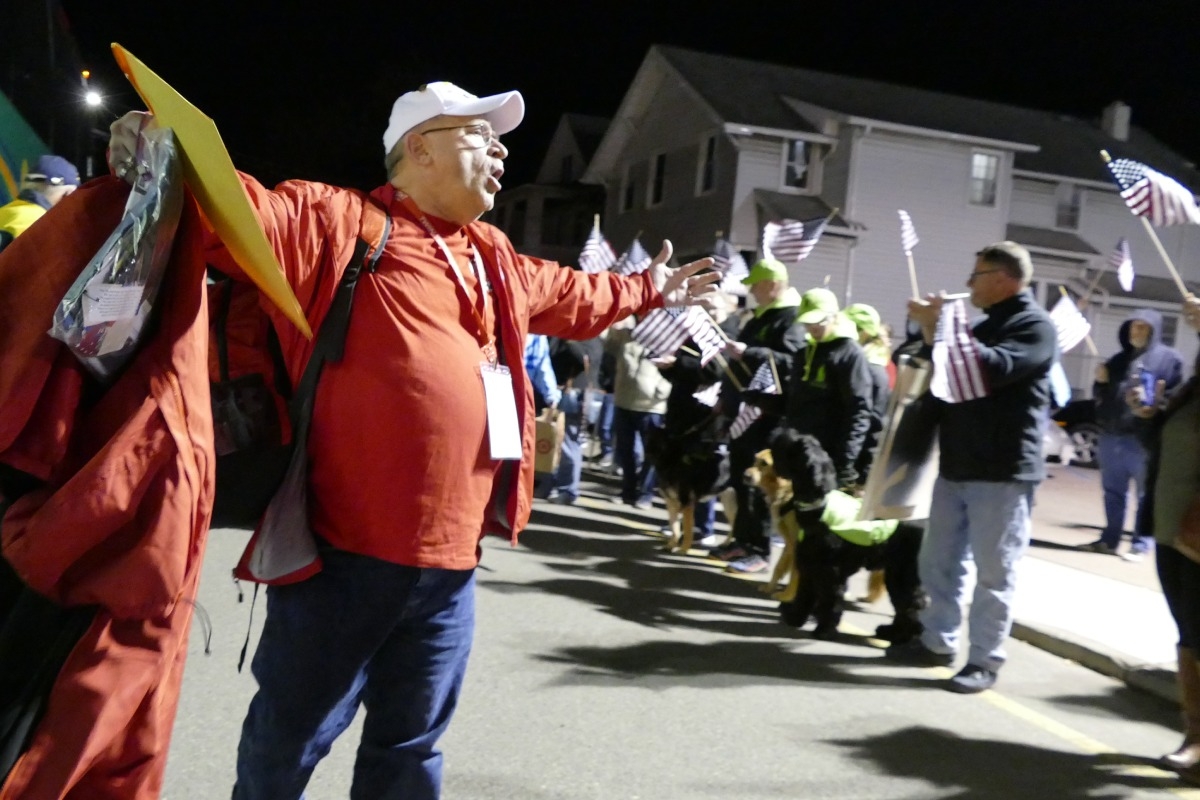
784,313,874,486
1094,308,1184,439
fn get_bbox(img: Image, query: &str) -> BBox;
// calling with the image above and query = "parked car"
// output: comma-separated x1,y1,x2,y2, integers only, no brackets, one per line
1051,399,1100,468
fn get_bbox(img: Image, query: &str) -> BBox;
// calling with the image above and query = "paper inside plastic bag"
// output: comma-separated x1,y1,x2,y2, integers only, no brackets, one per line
48,126,183,381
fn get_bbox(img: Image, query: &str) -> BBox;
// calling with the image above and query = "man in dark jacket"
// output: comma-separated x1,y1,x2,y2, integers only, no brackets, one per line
1084,309,1183,560
712,259,806,573
888,241,1056,695
785,288,874,488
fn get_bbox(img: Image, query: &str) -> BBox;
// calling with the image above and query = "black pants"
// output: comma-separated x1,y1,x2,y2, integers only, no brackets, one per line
729,418,774,555
1158,544,1200,649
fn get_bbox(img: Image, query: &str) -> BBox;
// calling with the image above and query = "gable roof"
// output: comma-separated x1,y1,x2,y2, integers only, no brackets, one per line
561,113,610,165
656,45,1200,191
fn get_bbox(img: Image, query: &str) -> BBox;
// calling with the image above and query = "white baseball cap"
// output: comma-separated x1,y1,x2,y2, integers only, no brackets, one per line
382,81,525,155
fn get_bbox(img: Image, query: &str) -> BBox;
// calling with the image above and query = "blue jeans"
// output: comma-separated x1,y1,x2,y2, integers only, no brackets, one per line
597,393,615,458
918,478,1034,672
613,407,661,504
553,390,583,500
232,549,475,800
1098,432,1148,549
696,497,717,536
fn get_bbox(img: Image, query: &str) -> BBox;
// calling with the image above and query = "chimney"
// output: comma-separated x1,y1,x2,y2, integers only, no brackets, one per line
1102,101,1131,141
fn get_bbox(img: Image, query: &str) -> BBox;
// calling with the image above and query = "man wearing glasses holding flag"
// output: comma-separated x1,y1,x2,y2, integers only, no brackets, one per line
891,242,1056,695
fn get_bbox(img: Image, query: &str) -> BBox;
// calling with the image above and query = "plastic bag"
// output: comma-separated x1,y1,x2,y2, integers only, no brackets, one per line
48,127,183,381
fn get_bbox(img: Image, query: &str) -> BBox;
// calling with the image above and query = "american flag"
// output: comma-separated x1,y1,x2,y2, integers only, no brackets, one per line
929,299,989,403
633,307,725,363
712,237,749,276
1105,158,1200,227
762,219,808,264
1109,237,1134,292
1049,294,1091,354
613,238,652,276
578,225,617,273
728,361,780,439
788,216,828,262
898,210,920,253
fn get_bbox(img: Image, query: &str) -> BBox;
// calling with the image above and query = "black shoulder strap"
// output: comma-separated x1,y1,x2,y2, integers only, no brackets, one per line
287,196,392,424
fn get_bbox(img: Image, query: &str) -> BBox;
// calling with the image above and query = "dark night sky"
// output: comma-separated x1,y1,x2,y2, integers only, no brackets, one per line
58,0,1200,190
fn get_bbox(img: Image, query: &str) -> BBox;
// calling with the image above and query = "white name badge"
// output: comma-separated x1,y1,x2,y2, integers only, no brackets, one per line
480,363,522,460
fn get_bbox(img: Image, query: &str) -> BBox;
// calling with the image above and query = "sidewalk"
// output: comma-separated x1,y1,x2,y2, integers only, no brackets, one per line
574,458,1181,704
1015,461,1179,703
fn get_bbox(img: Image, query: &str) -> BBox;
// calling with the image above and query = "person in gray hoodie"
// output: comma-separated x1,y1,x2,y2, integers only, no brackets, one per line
1084,308,1184,561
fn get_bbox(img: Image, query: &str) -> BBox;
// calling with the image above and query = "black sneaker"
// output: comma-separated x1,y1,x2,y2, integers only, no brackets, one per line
884,638,955,667
946,663,997,694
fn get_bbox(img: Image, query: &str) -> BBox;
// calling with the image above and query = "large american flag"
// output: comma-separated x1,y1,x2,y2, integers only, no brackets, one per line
929,299,989,403
1105,158,1200,227
898,210,920,253
788,216,829,262
729,361,780,439
1109,237,1134,292
762,219,808,264
1048,294,1091,354
613,238,652,276
578,226,617,273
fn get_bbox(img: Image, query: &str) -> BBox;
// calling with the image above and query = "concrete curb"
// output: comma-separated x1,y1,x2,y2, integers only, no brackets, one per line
1012,620,1179,705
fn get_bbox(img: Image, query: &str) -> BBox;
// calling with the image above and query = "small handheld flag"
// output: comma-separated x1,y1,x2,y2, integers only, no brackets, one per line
1109,237,1134,292
578,216,617,273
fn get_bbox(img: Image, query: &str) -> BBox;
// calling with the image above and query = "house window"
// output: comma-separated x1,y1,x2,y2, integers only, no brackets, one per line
969,152,999,206
620,165,636,213
1055,183,1082,229
696,135,716,194
783,139,811,189
509,201,526,246
494,205,507,230
560,155,574,184
647,153,667,207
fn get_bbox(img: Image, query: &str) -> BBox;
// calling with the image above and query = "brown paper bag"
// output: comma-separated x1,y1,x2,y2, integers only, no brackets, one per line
534,408,565,473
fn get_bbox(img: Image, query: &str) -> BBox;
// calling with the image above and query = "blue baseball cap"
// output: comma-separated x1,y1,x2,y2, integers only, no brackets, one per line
28,155,80,187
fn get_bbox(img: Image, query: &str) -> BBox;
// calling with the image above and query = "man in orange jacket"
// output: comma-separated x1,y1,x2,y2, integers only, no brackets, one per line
110,81,716,800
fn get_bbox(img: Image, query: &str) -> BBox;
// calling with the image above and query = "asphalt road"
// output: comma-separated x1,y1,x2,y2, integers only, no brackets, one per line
163,473,1198,800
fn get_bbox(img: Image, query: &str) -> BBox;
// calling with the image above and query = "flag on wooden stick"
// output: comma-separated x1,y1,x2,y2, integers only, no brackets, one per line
1049,294,1092,353
898,210,920,253
613,238,652,276
1105,158,1200,227
578,219,617,273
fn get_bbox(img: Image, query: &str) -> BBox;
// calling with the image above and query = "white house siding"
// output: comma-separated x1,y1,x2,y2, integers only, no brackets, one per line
1009,178,1058,227
730,136,784,253
534,123,578,185
837,130,1012,335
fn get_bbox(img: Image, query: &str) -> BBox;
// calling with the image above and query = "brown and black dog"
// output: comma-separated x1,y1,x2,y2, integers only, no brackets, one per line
743,445,885,605
762,430,925,641
646,424,737,553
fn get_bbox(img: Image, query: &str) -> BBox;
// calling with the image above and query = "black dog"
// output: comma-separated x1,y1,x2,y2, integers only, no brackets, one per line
768,429,925,642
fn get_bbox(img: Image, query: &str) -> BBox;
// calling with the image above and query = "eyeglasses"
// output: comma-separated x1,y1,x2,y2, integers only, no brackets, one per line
967,267,1005,283
417,123,499,147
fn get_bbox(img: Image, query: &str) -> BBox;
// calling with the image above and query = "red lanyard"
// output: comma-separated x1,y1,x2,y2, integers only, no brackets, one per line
394,191,497,364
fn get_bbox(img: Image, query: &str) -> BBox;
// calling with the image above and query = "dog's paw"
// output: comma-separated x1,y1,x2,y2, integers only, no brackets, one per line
758,583,779,595
771,588,797,603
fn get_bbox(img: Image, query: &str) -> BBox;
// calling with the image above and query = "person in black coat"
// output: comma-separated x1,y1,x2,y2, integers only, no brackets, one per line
712,260,806,574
